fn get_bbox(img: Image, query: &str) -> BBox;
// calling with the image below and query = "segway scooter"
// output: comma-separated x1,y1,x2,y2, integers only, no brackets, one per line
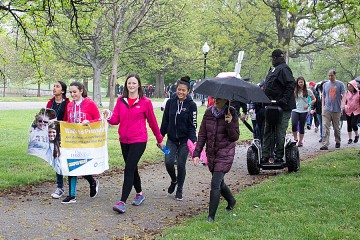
246,101,300,175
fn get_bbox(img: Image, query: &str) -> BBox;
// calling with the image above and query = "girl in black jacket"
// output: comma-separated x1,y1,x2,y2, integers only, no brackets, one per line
160,76,197,201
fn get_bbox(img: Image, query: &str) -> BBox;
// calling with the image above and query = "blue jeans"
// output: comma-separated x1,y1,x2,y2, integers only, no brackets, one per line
316,113,323,140
56,173,63,189
165,139,189,192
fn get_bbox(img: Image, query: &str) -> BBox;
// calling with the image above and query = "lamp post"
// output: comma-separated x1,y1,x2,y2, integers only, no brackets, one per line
202,42,210,79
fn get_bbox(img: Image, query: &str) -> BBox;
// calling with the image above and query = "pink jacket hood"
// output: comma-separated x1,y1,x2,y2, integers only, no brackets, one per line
345,80,360,116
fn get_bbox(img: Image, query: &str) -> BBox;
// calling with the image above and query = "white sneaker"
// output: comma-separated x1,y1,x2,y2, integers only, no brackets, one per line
51,188,64,199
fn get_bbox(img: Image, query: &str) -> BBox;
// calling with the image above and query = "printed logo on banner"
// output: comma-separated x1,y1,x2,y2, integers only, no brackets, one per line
67,158,94,172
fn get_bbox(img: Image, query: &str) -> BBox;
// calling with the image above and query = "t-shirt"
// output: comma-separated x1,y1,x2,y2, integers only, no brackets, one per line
322,80,346,113
127,97,137,107
293,89,314,113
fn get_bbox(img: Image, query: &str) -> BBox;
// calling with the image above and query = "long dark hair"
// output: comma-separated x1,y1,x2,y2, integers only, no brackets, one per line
70,82,88,97
57,81,67,98
122,74,144,98
295,76,308,98
48,123,60,158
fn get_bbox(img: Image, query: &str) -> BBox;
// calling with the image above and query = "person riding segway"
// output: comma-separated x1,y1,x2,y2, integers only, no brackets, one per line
246,49,300,174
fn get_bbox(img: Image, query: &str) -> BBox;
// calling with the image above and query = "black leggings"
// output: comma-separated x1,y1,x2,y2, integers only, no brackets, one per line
291,111,307,134
346,113,359,133
120,142,146,203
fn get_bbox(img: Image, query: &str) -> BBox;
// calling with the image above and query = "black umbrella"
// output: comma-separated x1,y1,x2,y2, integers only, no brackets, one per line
193,77,270,103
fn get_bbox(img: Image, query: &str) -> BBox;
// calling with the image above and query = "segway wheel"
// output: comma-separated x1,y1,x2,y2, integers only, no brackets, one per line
286,145,300,173
247,147,260,175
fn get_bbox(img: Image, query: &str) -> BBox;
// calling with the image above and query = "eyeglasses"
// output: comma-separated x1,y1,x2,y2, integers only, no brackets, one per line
38,120,49,124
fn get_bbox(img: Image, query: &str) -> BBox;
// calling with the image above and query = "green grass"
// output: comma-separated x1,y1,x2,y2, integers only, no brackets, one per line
0,105,253,189
159,148,360,240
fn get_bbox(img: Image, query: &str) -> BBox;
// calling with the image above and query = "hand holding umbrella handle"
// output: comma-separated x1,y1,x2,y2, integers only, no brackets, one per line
225,113,232,123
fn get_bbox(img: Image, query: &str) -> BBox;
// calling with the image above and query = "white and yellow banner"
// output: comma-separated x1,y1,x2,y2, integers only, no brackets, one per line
59,121,109,176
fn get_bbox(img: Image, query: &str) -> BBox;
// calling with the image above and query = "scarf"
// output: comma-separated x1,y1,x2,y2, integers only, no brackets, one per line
211,105,227,118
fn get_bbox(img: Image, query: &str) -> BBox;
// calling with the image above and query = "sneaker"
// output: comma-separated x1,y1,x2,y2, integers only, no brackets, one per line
226,199,236,211
318,138,323,143
314,127,319,133
306,125,311,130
348,139,353,144
51,188,64,199
90,179,99,198
132,193,145,206
207,216,214,222
297,141,303,147
168,181,177,194
335,142,340,148
354,135,359,143
61,196,76,204
320,145,328,150
113,201,126,213
175,190,183,201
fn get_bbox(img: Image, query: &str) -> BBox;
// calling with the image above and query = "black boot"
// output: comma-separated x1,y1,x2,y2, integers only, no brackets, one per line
221,184,236,211
208,189,220,221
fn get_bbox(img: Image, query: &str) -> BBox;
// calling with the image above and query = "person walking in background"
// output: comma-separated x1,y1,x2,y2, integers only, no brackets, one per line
193,98,239,222
160,76,197,201
306,81,319,131
291,76,316,147
104,74,164,214
61,82,100,204
344,80,360,144
320,70,346,150
46,81,70,199
261,49,296,163
312,81,326,142
248,102,261,139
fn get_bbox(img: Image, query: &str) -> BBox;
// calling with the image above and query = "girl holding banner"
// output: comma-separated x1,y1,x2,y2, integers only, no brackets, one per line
46,81,70,199
104,74,164,214
61,82,101,204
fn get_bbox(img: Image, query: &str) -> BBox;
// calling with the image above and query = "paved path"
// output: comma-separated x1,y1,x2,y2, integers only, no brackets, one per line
0,119,358,239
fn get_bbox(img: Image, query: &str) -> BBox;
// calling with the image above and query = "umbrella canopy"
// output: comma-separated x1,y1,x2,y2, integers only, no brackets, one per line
193,77,270,103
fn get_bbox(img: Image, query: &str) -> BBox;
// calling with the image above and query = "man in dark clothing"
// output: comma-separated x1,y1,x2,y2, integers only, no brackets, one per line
261,49,296,163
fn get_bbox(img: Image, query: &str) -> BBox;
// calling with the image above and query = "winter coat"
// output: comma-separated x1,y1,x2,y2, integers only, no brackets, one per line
65,97,100,122
160,95,197,144
193,106,240,173
46,97,70,121
345,80,360,116
263,62,296,111
108,96,163,144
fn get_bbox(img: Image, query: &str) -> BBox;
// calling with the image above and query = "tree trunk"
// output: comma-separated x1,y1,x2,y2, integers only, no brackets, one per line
109,46,120,111
93,66,102,107
154,70,165,98
106,74,110,98
37,82,41,97
84,79,89,93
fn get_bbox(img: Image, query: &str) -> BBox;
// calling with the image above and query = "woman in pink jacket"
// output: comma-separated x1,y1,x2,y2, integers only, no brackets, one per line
344,80,360,144
106,74,164,214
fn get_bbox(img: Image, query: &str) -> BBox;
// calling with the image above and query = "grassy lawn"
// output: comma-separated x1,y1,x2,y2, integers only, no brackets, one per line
159,148,360,240
0,106,253,189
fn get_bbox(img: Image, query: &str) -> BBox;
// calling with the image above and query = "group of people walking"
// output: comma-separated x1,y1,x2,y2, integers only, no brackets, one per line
41,48,358,223
44,73,239,222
